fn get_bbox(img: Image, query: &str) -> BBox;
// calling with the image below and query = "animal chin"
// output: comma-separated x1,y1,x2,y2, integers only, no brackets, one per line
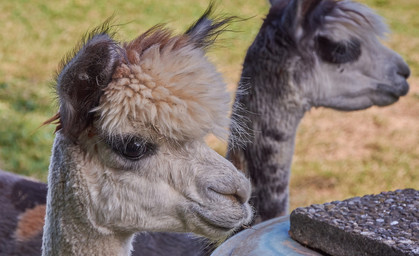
381,92,400,105
364,95,396,109
196,213,236,233
191,204,250,237
377,82,409,98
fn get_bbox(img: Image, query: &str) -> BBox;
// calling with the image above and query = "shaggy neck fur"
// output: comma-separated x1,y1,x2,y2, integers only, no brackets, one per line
42,134,134,256
228,48,307,223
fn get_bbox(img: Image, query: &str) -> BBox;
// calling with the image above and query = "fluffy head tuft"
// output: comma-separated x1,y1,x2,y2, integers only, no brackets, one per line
46,7,234,142
95,27,231,141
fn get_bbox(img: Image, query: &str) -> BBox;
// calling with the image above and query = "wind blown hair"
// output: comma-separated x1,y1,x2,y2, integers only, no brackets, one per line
45,4,240,144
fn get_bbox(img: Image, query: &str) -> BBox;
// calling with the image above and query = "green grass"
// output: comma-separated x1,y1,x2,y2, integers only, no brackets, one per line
0,0,269,179
0,0,417,210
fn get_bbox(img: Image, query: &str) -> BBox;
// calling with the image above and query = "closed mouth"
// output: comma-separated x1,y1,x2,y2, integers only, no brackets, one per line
192,203,250,233
377,82,409,98
186,193,252,235
382,91,399,101
196,213,235,232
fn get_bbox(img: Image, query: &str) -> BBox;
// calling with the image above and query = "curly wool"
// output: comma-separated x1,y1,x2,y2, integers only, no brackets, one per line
95,29,231,141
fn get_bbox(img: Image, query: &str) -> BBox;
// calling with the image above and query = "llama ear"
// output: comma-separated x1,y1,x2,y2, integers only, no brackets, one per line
280,0,326,37
268,0,280,6
185,4,233,50
56,32,119,141
280,0,303,31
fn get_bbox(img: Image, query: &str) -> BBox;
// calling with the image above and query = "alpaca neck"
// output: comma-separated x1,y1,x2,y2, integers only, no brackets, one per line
228,52,307,223
42,134,134,256
42,215,133,256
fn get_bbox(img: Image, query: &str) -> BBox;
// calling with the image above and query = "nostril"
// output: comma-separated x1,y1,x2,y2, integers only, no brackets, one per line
397,65,411,79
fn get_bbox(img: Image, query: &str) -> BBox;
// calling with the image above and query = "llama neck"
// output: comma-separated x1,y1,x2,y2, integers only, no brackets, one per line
228,52,307,223
42,134,134,256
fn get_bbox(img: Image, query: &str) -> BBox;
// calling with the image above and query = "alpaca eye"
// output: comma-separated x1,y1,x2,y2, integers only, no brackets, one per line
123,139,147,159
107,136,157,160
316,36,361,64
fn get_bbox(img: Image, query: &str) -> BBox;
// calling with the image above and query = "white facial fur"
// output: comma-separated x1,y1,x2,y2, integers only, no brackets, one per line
85,29,252,239
74,131,252,240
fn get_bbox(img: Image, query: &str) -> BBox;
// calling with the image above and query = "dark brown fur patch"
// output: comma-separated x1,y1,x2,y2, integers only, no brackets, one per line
57,34,120,141
14,204,46,242
11,179,47,212
42,112,61,133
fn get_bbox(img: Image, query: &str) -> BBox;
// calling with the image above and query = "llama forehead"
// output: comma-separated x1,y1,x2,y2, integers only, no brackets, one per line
317,0,388,43
96,30,231,141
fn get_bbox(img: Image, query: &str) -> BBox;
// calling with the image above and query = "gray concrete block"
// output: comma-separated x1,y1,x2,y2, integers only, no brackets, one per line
289,189,419,256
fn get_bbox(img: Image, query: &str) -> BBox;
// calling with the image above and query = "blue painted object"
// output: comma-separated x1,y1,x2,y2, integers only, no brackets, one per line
211,216,322,256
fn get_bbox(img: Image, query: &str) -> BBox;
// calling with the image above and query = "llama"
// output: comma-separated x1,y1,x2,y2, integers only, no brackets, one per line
0,170,47,256
37,7,251,256
227,0,410,224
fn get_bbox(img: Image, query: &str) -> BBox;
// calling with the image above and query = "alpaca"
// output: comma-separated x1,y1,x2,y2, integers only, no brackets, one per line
37,7,252,256
0,169,211,256
227,0,410,224
0,170,47,256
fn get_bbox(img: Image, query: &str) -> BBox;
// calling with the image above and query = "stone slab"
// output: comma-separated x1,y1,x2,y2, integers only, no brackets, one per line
289,189,419,256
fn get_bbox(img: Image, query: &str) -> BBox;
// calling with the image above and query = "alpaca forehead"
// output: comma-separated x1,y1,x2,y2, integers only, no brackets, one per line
320,0,388,42
96,40,231,140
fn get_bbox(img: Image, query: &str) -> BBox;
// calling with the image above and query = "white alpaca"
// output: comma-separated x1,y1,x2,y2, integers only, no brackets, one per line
227,0,410,223
41,9,252,256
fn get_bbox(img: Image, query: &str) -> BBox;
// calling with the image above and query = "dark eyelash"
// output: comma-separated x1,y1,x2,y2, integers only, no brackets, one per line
316,36,362,64
105,135,157,161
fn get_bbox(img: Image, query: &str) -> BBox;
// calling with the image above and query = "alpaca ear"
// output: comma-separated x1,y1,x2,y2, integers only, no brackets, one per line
268,0,280,6
56,32,119,141
281,0,325,30
280,0,303,31
185,4,233,50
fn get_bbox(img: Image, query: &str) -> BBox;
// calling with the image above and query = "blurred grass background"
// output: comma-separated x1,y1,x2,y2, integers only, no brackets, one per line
0,0,417,211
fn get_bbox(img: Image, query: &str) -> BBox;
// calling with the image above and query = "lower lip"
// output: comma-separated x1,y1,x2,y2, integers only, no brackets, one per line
384,91,400,101
196,212,236,232
377,83,405,98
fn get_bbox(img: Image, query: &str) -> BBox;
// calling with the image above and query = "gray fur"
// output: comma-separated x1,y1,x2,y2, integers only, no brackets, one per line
0,170,211,256
227,0,410,223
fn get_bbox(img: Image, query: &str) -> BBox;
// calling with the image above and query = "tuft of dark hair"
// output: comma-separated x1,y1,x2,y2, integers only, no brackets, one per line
185,2,238,50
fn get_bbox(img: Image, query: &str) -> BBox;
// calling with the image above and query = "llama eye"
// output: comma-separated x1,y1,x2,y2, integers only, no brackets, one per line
316,36,361,64
123,139,147,159
107,136,157,160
